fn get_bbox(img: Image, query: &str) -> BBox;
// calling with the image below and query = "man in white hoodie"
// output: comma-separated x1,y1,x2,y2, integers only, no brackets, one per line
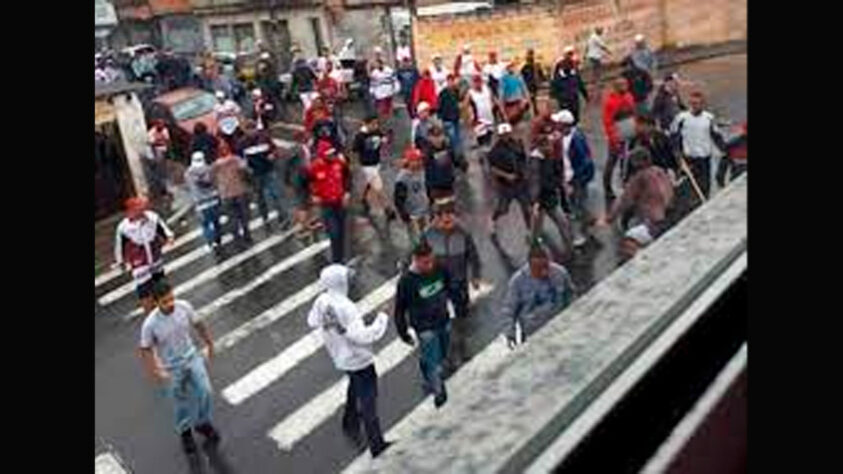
307,264,393,458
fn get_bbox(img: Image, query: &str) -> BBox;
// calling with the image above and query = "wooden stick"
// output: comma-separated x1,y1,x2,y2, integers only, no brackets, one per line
678,155,707,204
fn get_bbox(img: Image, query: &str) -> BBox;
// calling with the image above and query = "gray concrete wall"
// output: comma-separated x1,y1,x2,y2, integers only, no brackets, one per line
345,175,748,473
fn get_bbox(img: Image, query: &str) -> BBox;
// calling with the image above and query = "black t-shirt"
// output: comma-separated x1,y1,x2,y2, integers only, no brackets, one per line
352,129,385,166
239,132,275,176
488,140,527,186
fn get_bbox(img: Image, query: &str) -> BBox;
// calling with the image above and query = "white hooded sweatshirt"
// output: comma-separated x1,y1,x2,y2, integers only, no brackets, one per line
307,264,389,372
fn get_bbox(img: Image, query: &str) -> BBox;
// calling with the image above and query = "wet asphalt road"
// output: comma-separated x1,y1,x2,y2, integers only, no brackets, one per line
94,54,746,474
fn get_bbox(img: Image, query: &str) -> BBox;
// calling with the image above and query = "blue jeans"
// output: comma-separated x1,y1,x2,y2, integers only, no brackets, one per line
418,322,451,397
443,120,462,158
166,354,213,434
197,203,221,247
321,204,347,263
342,364,387,456
254,171,288,223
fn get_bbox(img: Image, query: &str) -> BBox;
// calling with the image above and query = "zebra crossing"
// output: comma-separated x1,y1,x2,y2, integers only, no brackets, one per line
94,210,508,473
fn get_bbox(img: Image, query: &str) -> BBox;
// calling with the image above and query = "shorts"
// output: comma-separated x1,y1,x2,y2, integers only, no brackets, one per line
136,270,166,299
361,165,384,191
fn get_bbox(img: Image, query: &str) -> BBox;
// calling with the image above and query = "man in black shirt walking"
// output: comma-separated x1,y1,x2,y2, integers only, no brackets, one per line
394,240,458,408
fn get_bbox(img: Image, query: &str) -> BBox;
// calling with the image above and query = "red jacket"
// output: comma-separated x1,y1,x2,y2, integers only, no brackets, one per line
308,155,349,206
602,91,636,151
412,75,438,113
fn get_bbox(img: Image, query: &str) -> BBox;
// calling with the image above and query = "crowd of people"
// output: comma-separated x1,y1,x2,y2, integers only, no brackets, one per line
113,28,748,465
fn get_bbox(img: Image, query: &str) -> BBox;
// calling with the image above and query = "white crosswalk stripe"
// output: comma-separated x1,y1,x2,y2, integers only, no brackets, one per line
341,334,513,473
121,227,298,320
221,275,400,405
266,282,495,451
94,211,278,289
194,240,330,323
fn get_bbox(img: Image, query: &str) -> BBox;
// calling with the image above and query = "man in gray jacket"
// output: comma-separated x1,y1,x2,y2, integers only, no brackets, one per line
501,240,575,348
184,151,222,253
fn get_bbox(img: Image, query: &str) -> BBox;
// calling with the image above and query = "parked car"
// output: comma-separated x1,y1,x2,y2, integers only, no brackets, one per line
145,88,218,163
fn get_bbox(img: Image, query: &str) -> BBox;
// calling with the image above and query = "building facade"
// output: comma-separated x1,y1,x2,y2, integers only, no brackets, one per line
110,0,204,55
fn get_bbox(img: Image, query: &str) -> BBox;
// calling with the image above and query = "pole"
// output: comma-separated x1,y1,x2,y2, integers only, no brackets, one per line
385,5,398,68
405,0,418,69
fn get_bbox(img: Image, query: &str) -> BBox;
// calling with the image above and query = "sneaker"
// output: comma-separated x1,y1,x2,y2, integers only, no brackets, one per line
197,423,221,450
180,430,198,454
371,441,394,458
434,391,448,408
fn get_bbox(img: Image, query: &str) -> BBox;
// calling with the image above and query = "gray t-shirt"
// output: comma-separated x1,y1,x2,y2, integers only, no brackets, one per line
396,169,429,218
139,300,199,370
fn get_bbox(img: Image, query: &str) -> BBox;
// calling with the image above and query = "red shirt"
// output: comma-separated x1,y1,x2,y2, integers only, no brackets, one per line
602,91,636,150
308,156,348,205
412,76,439,112
317,76,341,104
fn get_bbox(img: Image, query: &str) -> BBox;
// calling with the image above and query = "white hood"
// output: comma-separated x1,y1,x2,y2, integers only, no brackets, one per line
307,264,388,372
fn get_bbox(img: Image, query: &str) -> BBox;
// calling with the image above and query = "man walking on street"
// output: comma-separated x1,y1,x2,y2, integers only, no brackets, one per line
212,141,253,247
651,73,685,132
602,78,637,202
423,198,481,367
551,46,589,124
557,110,596,248
501,240,575,348
585,27,612,86
628,113,679,179
394,147,431,244
488,123,532,247
308,140,352,263
395,240,459,408
239,120,292,231
670,91,726,200
527,136,574,253
138,281,220,465
352,114,397,223
114,196,174,314
596,147,674,261
307,264,393,458
521,49,546,113
437,74,466,164
184,151,223,254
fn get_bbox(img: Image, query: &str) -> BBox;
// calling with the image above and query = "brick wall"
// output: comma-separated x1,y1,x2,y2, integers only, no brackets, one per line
412,0,745,72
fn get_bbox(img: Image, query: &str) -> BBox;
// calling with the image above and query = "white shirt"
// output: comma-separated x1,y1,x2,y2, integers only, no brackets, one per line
459,54,479,79
307,265,388,372
482,62,506,84
369,66,397,100
671,110,720,158
586,33,607,61
431,66,449,95
396,45,412,63
561,130,575,183
469,86,495,128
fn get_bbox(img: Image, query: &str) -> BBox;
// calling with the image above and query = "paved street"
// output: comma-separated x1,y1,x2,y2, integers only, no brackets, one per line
95,53,746,474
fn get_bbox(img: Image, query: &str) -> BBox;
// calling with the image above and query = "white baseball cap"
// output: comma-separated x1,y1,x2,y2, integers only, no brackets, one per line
374,46,383,54
635,34,645,43
554,110,575,125
417,101,430,113
215,90,225,99
563,45,575,54
497,123,512,134
252,88,262,97
260,52,270,60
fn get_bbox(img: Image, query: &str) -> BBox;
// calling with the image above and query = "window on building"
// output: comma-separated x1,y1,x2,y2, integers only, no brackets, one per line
210,24,234,53
233,23,256,53
310,17,325,54
261,19,293,70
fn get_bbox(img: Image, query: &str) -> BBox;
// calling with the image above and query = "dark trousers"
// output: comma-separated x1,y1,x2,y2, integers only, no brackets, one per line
716,158,747,188
321,204,347,263
686,156,712,201
254,171,288,223
493,184,532,226
556,96,581,124
603,146,626,198
342,364,386,456
224,195,251,242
